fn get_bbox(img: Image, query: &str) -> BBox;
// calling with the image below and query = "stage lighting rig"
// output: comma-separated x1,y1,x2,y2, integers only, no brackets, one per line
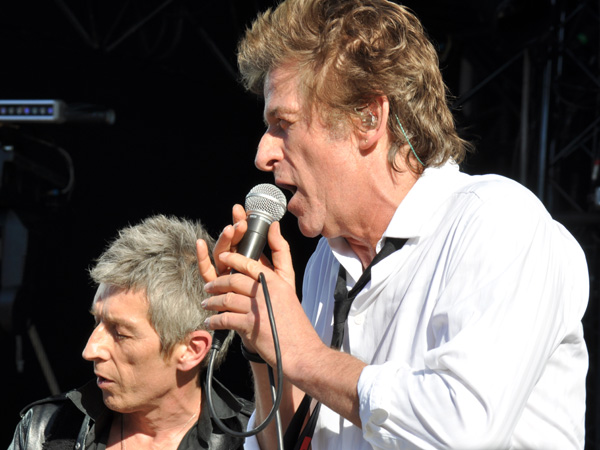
0,100,115,125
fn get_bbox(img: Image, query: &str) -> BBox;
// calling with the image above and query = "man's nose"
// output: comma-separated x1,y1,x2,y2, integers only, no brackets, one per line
82,325,109,361
255,132,284,172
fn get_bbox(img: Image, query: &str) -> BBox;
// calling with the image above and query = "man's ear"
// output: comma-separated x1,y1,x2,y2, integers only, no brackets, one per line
355,95,390,151
175,330,212,372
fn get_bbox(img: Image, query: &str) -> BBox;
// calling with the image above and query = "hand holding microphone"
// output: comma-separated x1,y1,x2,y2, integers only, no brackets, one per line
204,185,288,439
209,184,287,351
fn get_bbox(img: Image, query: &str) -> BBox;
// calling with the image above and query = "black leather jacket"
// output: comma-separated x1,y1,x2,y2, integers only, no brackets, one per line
9,379,253,450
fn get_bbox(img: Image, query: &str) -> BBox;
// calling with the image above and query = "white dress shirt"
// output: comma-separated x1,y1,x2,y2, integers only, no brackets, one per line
246,162,589,449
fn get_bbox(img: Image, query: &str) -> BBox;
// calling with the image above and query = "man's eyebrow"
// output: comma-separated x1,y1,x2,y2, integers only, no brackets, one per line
264,106,298,123
88,309,134,329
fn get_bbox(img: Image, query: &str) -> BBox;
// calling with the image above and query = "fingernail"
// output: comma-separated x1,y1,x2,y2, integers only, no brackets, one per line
204,281,213,291
200,300,207,308
204,318,211,328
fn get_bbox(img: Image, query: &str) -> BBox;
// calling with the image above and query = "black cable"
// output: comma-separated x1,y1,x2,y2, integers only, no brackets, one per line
205,272,284,443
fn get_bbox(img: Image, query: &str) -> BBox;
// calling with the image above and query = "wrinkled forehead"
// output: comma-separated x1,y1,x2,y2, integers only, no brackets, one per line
265,62,354,133
90,283,152,328
265,62,299,90
264,64,339,130
91,284,145,315
264,64,304,111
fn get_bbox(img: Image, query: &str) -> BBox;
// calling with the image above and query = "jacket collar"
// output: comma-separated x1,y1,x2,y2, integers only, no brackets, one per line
66,377,248,449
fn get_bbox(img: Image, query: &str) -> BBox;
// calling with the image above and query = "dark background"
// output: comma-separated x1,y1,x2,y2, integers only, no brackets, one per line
1,0,598,448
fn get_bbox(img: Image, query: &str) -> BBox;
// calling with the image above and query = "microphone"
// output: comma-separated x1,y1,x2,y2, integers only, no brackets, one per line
211,183,287,350
236,183,287,262
206,184,287,438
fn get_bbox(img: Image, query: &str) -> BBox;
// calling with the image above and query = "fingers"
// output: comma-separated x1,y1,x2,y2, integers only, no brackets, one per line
202,273,261,337
197,202,248,282
196,239,217,283
213,220,248,275
212,225,235,275
202,291,252,314
216,251,272,283
232,203,247,224
229,203,249,250
268,221,296,289
212,222,294,288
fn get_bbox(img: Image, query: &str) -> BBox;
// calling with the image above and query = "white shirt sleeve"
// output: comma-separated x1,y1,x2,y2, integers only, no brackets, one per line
356,181,588,449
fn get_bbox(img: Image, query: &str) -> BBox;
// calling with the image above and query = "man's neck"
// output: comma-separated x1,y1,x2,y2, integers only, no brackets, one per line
346,169,419,269
116,385,202,448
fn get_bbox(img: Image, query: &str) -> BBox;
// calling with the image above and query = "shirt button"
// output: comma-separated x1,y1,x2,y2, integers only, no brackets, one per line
353,314,364,325
75,443,81,450
371,408,389,426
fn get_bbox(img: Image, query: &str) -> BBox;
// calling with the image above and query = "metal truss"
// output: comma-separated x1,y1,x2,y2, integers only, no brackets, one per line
49,0,241,81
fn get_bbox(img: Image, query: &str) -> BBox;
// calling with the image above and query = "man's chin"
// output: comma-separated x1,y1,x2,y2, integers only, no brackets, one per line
101,391,122,412
297,220,321,239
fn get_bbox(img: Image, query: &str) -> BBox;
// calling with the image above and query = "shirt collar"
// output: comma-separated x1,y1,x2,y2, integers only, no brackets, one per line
181,378,247,449
383,159,462,242
328,160,464,279
68,379,109,422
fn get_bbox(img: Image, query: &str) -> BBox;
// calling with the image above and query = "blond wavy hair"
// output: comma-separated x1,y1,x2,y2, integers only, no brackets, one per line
238,0,471,173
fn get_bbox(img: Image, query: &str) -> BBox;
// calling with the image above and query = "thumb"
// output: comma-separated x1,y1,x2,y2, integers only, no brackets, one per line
268,222,296,290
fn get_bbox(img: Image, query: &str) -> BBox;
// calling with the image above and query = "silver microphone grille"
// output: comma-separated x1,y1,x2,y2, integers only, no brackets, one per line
245,184,287,223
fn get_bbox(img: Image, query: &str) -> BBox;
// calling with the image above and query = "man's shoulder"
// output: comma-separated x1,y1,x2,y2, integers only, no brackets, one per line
10,390,87,450
210,378,254,421
19,380,98,418
18,388,89,431
19,392,72,418
445,171,547,212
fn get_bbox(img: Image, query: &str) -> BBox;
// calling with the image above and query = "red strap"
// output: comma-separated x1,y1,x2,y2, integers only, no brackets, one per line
300,436,312,450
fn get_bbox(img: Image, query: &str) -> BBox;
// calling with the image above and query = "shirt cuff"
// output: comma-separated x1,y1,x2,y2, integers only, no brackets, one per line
358,362,412,448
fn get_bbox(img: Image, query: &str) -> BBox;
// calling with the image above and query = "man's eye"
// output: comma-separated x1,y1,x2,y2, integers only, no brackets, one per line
108,324,128,340
265,118,291,135
114,329,129,340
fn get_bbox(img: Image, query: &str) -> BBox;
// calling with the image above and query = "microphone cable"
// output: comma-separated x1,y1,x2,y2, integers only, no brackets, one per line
205,272,284,449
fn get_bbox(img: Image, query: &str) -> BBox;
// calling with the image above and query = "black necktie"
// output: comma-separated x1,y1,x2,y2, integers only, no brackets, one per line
331,237,407,349
284,237,407,450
